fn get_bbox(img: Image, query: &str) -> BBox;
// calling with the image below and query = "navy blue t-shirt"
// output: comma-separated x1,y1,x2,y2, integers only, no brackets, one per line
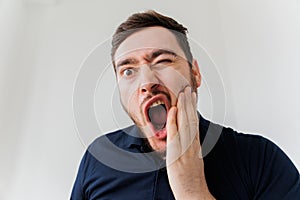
71,115,300,199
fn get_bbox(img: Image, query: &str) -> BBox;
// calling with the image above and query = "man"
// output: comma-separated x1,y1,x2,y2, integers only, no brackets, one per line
71,10,300,199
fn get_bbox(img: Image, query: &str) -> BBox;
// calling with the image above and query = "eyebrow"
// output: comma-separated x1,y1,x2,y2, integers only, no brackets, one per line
116,49,177,68
116,58,138,68
148,49,177,60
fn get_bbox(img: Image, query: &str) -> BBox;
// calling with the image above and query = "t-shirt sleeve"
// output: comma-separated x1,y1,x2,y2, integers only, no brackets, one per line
248,136,300,199
70,151,89,200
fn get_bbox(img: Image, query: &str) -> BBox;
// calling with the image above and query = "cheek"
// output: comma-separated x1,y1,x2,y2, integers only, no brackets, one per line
156,68,191,98
118,78,140,110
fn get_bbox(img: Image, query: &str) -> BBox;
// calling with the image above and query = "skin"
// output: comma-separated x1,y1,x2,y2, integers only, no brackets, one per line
114,27,215,199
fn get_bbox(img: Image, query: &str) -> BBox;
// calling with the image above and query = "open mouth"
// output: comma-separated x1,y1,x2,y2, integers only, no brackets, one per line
148,100,167,131
144,95,169,138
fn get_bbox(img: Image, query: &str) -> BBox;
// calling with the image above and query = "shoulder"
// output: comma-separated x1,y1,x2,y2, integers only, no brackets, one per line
204,121,300,198
220,126,272,152
201,115,279,156
218,125,291,165
89,125,142,152
211,123,292,167
200,115,271,159
90,128,128,149
78,126,135,166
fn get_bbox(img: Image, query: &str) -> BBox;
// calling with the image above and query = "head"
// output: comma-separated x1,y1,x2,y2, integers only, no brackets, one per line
111,10,201,153
111,10,193,70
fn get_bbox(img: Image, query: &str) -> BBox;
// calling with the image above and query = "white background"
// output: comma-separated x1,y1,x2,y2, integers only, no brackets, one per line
0,0,299,199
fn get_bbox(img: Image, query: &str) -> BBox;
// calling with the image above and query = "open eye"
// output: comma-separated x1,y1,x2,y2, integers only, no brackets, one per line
122,68,135,77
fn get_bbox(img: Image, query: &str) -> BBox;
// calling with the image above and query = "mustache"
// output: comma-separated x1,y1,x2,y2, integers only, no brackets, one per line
141,90,171,109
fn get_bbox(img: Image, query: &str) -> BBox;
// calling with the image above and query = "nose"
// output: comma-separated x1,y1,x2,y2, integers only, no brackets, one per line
140,83,159,94
139,65,159,94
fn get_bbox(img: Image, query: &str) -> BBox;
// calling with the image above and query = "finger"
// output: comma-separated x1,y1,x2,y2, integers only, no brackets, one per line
166,106,178,141
178,87,199,157
177,88,191,154
192,91,200,142
190,91,201,158
185,88,198,142
166,107,181,166
176,91,185,138
185,87,197,120
192,91,197,113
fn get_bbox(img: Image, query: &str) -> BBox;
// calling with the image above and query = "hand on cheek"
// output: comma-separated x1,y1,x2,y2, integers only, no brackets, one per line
166,87,215,200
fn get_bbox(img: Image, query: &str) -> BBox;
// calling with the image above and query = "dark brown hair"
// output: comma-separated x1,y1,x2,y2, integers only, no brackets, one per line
111,10,193,69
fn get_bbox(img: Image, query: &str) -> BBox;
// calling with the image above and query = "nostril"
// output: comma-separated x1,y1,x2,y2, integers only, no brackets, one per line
151,84,158,90
140,83,159,93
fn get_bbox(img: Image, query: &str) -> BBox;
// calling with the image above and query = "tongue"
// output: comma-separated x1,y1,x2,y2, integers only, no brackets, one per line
148,105,167,128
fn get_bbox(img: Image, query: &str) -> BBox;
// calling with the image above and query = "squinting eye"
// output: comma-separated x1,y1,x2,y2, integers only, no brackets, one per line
123,68,134,77
157,59,172,64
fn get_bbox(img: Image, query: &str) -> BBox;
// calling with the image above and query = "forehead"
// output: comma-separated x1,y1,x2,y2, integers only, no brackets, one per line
114,26,186,61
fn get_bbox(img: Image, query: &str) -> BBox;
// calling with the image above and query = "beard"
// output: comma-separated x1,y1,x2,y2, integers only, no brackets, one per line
119,72,198,152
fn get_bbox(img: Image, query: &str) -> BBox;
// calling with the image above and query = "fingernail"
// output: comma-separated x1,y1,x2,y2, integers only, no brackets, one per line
185,86,191,93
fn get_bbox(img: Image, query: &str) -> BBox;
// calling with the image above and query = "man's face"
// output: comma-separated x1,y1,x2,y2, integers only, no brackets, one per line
114,27,201,153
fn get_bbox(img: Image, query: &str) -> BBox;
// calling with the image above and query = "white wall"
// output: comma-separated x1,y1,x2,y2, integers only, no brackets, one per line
218,0,300,168
0,0,299,199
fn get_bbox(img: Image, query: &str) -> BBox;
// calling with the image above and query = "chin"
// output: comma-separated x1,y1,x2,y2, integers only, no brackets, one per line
148,138,167,153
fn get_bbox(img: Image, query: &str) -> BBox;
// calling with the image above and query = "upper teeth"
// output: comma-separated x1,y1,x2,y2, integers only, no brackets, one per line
150,100,165,108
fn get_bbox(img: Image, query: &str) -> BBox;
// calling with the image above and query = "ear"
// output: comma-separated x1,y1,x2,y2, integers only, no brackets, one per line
192,59,201,88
